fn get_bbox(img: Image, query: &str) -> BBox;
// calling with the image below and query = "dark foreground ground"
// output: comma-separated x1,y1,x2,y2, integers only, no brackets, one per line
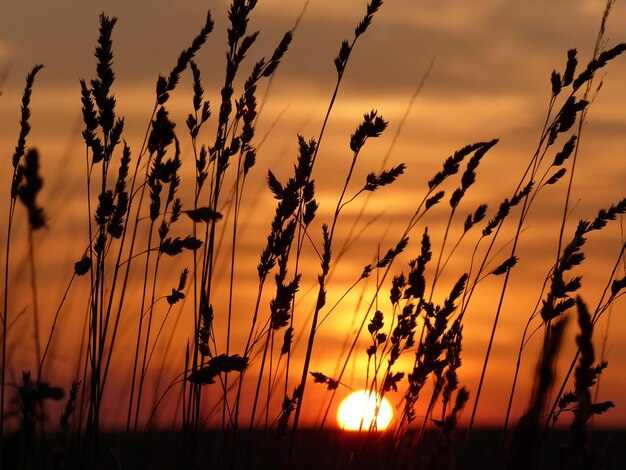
4,428,625,469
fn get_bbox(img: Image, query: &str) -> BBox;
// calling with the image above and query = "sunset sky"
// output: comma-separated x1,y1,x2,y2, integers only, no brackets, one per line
1,0,625,431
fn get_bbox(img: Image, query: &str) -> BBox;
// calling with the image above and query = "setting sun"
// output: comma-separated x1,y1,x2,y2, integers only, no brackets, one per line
337,390,393,431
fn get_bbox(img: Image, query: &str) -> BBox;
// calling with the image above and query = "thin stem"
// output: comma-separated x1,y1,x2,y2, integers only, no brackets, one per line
1,198,18,448
27,228,42,373
429,207,457,301
464,192,530,446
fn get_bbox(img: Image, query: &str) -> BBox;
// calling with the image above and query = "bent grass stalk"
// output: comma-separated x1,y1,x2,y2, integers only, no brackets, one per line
291,0,385,438
1,63,43,461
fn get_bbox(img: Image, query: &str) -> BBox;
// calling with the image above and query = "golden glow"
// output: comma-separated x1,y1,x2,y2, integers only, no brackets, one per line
337,390,393,431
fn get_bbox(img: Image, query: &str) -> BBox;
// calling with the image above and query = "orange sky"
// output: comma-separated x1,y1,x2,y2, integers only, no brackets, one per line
1,0,625,431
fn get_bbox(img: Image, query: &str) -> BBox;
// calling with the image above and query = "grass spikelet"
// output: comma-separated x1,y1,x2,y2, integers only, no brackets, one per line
427,142,486,190
17,149,46,229
491,255,517,276
157,12,214,104
355,0,383,37
544,167,567,186
399,273,467,434
482,182,533,237
425,190,445,210
364,164,406,191
463,204,488,233
91,14,117,127
507,318,568,470
552,134,577,166
405,229,432,299
567,297,595,464
548,96,588,145
12,65,44,168
562,49,578,86
310,372,340,391
449,139,497,209
350,110,388,153
261,31,293,78
572,42,626,90
159,236,203,256
551,70,562,97
541,198,626,321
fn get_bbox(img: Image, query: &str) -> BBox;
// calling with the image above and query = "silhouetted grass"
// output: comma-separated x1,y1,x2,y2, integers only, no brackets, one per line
1,0,625,469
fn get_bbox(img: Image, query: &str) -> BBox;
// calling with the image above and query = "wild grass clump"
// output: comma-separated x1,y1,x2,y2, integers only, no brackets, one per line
1,0,625,468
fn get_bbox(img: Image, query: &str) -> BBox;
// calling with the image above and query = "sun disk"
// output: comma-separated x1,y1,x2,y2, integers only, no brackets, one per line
337,390,393,431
